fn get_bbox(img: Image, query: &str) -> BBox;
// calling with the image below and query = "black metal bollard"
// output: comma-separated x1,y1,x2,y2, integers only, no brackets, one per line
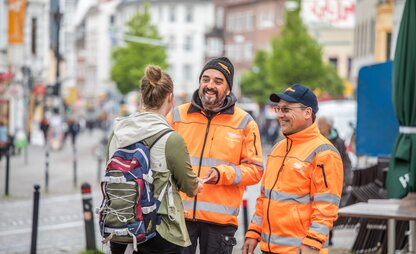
81,183,96,250
242,199,249,234
73,144,77,187
30,185,41,254
5,145,10,196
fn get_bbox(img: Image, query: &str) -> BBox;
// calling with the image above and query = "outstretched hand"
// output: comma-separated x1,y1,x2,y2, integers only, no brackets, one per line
202,167,219,184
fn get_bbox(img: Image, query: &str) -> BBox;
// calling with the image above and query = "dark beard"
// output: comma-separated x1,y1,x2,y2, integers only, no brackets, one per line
198,87,226,111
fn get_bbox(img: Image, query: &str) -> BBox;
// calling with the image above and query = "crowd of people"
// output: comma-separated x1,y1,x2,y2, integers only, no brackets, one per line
103,57,350,254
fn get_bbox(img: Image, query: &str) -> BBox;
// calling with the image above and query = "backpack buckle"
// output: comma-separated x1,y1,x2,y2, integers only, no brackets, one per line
114,228,128,236
108,176,125,183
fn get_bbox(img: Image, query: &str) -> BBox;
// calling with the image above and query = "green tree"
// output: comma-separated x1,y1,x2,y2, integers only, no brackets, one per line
240,50,275,105
241,0,343,99
111,4,168,95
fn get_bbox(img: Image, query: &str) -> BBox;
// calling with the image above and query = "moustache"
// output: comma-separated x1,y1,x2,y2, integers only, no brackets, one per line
203,87,218,96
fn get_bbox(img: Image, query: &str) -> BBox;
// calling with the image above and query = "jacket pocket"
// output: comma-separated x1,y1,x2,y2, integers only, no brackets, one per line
290,205,307,235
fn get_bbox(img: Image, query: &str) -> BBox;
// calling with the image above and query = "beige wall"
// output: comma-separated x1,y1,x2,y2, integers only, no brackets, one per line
375,3,393,61
310,27,354,80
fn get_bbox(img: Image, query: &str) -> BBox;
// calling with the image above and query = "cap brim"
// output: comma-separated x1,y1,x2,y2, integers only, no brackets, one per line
269,93,300,103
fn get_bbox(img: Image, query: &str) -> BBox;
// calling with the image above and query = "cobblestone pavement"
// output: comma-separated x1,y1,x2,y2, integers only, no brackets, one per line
0,131,355,254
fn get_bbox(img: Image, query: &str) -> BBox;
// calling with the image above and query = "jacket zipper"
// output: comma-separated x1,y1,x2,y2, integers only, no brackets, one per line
253,132,258,155
192,115,213,221
266,138,292,252
317,164,328,188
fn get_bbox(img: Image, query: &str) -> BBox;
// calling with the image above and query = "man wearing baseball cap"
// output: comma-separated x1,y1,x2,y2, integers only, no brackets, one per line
167,57,264,254
243,84,343,254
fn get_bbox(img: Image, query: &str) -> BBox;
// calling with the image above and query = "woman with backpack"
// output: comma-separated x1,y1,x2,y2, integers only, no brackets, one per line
105,65,202,254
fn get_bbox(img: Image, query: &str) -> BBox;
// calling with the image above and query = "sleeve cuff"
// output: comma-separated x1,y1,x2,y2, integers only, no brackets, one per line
302,236,323,250
245,229,261,242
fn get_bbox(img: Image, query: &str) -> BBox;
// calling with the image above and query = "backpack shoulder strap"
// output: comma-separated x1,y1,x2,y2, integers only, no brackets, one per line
147,129,174,149
105,132,115,161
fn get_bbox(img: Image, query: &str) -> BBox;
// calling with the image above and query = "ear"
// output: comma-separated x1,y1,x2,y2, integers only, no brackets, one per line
168,93,174,104
304,107,313,120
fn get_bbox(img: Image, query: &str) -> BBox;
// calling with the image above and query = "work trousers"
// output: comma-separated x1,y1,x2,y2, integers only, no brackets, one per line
183,220,237,254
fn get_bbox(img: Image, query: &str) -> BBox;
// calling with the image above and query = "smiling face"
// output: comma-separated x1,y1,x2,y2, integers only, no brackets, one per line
198,69,230,111
275,100,313,135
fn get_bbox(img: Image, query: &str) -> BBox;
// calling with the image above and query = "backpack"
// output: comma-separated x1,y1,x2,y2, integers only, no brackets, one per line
96,129,173,250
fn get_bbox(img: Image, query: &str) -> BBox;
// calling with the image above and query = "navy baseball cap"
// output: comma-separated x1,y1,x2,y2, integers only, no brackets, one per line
270,84,319,113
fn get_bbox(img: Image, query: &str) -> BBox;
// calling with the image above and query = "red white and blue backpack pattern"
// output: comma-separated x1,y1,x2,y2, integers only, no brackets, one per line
97,130,172,250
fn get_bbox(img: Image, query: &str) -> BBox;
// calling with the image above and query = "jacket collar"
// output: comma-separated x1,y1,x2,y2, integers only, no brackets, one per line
188,89,237,116
285,122,320,144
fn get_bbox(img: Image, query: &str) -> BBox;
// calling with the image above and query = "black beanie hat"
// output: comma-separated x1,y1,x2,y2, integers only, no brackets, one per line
199,57,234,91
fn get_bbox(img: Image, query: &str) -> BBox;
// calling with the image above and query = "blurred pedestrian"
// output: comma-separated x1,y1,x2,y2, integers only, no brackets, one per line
317,116,352,196
40,115,50,146
0,119,9,160
107,65,202,254
243,84,343,254
67,117,81,146
167,57,264,254
317,116,352,246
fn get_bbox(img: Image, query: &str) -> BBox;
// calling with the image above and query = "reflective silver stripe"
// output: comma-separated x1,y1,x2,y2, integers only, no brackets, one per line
305,144,340,163
190,156,236,168
251,214,263,226
173,108,181,122
232,165,242,185
309,222,330,235
241,159,264,169
182,200,240,216
313,193,340,206
261,233,302,247
265,189,311,204
322,238,329,248
238,114,253,129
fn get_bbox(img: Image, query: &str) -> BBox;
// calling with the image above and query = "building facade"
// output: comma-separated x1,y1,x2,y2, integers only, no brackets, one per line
302,0,355,90
352,0,396,83
220,0,285,95
75,0,119,98
114,0,214,98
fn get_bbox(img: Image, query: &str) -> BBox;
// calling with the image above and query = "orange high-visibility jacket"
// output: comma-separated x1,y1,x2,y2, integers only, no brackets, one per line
246,123,343,253
166,102,264,226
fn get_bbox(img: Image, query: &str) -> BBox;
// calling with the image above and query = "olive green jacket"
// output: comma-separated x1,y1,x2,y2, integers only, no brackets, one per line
107,112,199,247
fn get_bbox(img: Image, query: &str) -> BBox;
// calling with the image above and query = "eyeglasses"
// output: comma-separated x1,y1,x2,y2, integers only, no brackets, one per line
273,106,307,114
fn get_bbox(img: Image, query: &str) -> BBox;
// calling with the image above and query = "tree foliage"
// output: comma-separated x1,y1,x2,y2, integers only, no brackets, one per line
240,50,275,105
241,0,344,102
111,4,168,95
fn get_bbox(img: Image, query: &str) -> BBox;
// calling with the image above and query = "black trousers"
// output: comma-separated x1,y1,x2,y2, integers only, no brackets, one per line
110,232,184,254
183,220,237,254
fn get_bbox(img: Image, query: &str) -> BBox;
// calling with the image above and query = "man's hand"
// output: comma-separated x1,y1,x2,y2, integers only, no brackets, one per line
296,245,320,254
197,181,204,193
202,167,219,184
242,238,258,254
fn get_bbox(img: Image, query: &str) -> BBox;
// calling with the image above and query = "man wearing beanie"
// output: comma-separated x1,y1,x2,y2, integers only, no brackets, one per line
243,84,343,254
167,57,264,254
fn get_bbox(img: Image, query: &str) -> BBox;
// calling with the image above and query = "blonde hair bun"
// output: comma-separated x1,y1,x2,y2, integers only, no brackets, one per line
144,65,162,87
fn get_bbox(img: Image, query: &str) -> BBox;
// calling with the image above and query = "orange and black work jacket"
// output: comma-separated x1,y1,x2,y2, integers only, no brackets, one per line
166,91,264,226
245,123,343,253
